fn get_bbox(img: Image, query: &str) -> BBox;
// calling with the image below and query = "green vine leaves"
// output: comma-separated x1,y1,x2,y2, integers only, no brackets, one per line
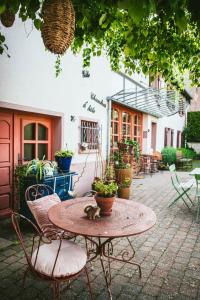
0,0,200,86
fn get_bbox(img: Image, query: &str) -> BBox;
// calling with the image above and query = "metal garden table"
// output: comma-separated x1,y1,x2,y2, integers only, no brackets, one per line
48,197,156,299
189,168,200,222
189,168,200,176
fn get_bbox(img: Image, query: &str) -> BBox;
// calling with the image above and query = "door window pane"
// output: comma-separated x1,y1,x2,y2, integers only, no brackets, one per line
38,124,48,140
122,124,126,135
113,136,118,148
122,112,127,122
113,110,119,121
38,144,48,160
24,123,35,140
24,144,35,161
114,123,118,134
134,115,138,124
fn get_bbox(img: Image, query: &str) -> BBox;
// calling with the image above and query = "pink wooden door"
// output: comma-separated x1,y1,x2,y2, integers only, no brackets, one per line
151,122,157,151
0,112,13,218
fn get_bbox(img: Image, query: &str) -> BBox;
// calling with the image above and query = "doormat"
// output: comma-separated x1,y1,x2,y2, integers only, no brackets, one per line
0,237,13,250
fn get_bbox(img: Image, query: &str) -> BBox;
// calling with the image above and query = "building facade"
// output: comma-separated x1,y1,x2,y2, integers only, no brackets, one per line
0,18,189,218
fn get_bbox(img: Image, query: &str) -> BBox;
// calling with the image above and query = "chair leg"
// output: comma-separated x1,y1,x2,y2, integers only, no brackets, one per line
169,193,190,209
182,189,194,205
53,282,60,300
22,267,29,288
169,188,191,210
84,266,94,300
197,196,200,223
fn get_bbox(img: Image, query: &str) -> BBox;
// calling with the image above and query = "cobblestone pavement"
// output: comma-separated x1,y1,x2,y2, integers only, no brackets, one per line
0,171,200,300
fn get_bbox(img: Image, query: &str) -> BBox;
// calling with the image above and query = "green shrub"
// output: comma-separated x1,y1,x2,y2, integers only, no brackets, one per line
185,112,200,142
161,147,176,165
177,147,196,159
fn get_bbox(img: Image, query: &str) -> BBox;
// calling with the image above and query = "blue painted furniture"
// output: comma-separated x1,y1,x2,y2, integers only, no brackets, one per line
44,172,77,200
20,172,77,220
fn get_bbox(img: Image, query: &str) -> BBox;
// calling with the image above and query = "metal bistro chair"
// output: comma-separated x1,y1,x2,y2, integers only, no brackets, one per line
25,184,76,239
195,174,200,222
11,213,93,300
169,164,194,209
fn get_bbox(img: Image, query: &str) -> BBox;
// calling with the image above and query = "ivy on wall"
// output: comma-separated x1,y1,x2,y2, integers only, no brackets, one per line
0,0,200,87
185,112,200,142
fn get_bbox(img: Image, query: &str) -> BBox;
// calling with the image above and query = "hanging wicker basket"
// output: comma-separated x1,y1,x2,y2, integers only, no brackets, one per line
41,0,75,55
0,9,15,28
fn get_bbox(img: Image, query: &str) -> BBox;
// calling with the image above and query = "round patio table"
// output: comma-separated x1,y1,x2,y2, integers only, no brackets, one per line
48,197,156,299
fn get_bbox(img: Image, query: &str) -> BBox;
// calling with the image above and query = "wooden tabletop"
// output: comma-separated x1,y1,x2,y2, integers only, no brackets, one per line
48,197,156,238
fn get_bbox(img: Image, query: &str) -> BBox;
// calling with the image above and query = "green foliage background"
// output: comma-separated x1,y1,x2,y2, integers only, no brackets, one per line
0,0,200,87
185,112,200,142
161,147,177,165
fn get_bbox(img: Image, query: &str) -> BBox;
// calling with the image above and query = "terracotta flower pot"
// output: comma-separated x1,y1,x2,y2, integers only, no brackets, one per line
94,194,115,216
115,168,132,184
118,187,130,199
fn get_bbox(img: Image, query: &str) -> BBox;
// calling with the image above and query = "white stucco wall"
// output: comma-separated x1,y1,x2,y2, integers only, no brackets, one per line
0,18,124,166
142,113,186,154
156,114,185,152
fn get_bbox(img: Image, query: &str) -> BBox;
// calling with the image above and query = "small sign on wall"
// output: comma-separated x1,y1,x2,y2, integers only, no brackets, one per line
82,101,96,113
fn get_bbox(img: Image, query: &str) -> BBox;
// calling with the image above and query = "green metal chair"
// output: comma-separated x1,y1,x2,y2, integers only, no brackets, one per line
195,174,200,222
169,164,195,209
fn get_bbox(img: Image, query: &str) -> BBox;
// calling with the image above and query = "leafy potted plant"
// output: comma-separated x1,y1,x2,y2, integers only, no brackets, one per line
26,158,56,182
93,180,118,216
118,178,131,199
113,151,132,183
125,139,140,163
55,149,74,172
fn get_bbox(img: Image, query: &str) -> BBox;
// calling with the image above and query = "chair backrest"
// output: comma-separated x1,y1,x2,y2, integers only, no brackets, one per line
169,164,180,187
11,212,41,270
11,212,62,278
25,184,54,202
169,164,176,172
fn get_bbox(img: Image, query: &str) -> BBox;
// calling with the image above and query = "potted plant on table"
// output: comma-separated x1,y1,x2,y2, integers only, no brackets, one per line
55,149,74,173
93,180,118,216
118,178,131,199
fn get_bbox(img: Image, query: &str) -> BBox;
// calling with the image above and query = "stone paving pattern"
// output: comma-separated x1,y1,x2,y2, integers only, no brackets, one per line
0,171,200,299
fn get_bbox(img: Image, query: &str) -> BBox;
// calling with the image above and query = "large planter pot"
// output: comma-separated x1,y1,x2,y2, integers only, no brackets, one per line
94,194,115,216
115,168,132,184
118,187,130,199
55,156,72,172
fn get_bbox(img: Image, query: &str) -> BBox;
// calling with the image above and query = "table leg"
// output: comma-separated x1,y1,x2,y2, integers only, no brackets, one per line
102,237,142,278
84,236,141,299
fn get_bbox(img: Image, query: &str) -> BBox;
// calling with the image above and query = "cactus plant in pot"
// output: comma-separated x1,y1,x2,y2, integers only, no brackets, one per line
93,180,118,216
55,150,74,173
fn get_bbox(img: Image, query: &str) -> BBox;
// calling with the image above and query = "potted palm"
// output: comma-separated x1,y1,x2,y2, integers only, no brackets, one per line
118,178,131,199
93,180,118,216
55,150,74,172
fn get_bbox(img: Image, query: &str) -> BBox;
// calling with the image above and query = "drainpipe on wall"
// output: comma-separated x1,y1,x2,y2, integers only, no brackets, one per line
106,97,112,161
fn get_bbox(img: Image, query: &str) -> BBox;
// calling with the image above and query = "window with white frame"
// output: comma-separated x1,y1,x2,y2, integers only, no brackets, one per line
79,120,101,151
